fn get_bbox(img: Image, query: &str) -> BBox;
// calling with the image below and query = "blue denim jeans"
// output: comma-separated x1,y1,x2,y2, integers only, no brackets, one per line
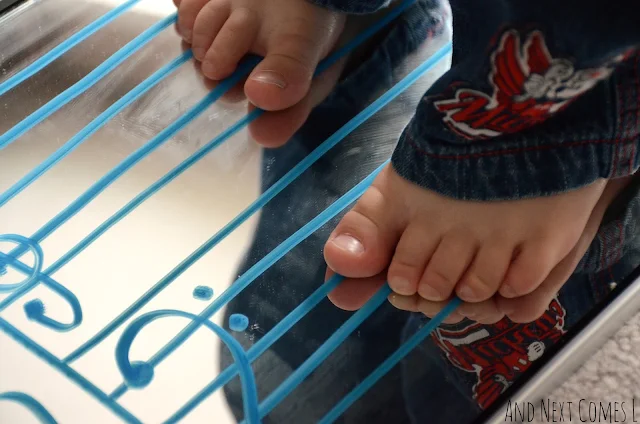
219,2,640,422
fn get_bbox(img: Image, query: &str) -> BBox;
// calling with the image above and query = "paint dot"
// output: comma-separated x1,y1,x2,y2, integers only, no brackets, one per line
193,285,214,300
229,314,249,332
128,361,154,388
24,299,45,319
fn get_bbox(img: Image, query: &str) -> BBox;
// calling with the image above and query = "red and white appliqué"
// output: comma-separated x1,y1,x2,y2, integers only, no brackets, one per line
431,298,567,409
433,30,625,139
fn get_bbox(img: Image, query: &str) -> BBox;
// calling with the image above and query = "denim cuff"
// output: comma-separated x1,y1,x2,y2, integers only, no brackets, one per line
307,0,391,14
392,48,640,201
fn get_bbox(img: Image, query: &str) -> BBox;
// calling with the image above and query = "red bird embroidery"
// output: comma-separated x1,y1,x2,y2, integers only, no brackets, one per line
434,30,623,140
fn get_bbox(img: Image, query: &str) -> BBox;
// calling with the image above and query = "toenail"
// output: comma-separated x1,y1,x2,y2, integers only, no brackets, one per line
500,284,517,298
389,277,412,293
331,234,364,255
419,284,442,301
457,285,478,301
250,70,287,89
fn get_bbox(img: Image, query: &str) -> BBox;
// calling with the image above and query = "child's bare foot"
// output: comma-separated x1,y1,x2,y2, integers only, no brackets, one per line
384,175,634,323
324,164,608,314
174,0,345,114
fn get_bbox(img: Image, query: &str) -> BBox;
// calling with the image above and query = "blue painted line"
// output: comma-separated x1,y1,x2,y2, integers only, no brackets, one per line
0,318,142,424
0,392,57,424
319,297,463,423
0,13,176,151
0,51,192,208
0,0,143,97
251,285,393,421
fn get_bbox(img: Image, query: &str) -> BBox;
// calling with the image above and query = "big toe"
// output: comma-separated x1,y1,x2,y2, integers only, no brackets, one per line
324,168,404,279
245,17,343,111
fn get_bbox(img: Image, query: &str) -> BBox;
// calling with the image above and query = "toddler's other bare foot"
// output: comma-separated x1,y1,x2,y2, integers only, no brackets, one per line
325,164,608,317
387,175,633,323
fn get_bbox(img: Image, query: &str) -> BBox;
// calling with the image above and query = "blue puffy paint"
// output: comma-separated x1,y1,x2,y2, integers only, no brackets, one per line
229,314,250,332
193,286,214,301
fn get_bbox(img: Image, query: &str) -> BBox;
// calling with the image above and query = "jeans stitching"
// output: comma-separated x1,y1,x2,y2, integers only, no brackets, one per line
406,133,638,160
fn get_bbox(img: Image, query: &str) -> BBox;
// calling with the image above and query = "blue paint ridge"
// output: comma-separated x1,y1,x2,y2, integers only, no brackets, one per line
0,392,57,424
250,285,393,421
0,0,143,97
319,297,463,423
164,274,345,423
115,310,259,424
0,318,142,424
0,13,176,151
0,51,192,208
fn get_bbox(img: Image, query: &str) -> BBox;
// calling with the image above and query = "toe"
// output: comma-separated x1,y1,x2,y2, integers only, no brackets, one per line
499,241,558,298
419,231,478,301
177,0,211,42
324,170,404,279
191,1,230,61
387,224,439,296
457,299,504,324
244,16,343,111
202,7,260,80
389,295,465,324
456,239,513,302
327,271,388,311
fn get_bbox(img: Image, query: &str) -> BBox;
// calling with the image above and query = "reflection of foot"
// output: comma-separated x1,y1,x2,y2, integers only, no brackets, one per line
325,163,608,311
